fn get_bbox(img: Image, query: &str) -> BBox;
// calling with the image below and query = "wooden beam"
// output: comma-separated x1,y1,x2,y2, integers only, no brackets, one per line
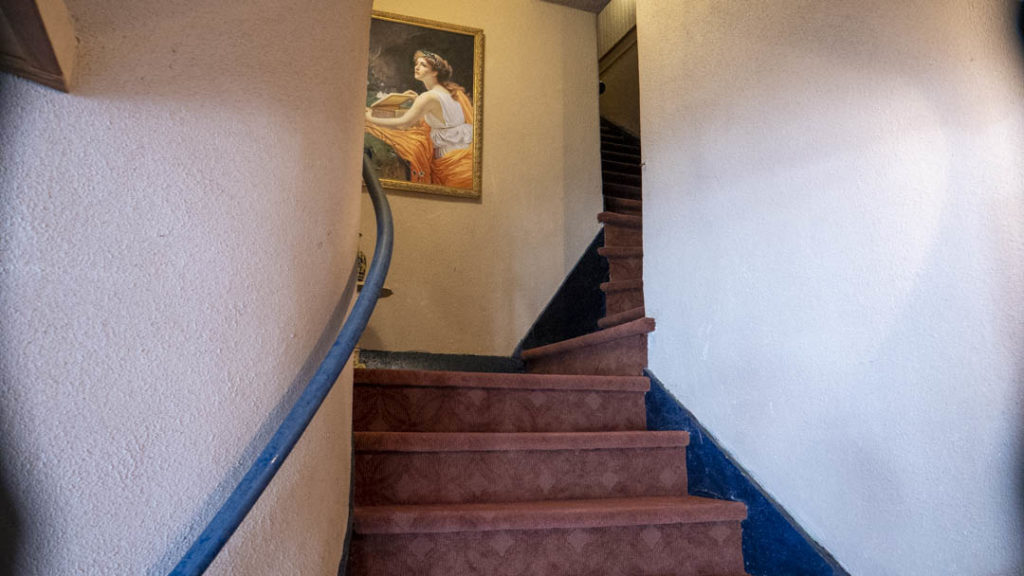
0,0,77,91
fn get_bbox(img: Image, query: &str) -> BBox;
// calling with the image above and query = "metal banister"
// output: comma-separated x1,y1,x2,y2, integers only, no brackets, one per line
170,154,393,575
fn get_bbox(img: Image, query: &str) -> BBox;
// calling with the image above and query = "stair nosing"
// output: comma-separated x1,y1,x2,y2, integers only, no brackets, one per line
353,496,747,535
354,431,689,453
603,182,642,194
354,369,650,392
602,143,640,151
520,317,655,361
603,169,642,180
598,306,647,329
600,279,643,293
598,212,642,229
597,246,643,258
603,160,640,170
603,196,642,206
601,151,641,161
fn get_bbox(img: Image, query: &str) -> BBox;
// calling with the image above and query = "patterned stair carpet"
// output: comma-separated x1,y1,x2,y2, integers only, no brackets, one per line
349,370,748,576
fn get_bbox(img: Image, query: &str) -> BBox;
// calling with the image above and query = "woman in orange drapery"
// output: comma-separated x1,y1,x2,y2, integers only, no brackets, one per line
365,50,474,189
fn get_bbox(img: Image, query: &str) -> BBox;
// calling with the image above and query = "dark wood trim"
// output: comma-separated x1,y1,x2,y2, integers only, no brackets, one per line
1,0,75,91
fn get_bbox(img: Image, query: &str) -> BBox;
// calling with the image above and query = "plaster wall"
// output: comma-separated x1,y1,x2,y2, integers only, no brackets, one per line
358,0,602,356
637,1,1024,574
0,0,372,573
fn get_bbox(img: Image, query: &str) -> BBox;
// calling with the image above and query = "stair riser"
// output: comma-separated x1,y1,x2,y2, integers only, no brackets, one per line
603,183,642,201
526,333,648,376
354,387,646,432
349,521,745,576
602,141,641,156
604,197,642,215
600,129,633,140
605,288,644,315
603,224,642,247
604,171,642,187
602,160,641,175
600,136,640,150
598,306,646,329
605,256,643,282
601,150,641,165
355,447,687,506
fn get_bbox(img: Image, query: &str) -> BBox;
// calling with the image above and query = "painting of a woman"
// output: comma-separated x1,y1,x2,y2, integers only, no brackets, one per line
364,50,474,189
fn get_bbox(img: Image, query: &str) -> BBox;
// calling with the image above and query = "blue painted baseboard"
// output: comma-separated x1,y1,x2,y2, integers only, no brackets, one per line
645,370,849,576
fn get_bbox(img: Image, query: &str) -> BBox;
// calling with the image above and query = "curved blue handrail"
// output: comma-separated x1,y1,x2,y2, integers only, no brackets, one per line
170,154,393,575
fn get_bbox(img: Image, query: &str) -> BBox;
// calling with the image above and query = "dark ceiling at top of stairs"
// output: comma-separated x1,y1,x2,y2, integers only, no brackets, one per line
539,0,612,13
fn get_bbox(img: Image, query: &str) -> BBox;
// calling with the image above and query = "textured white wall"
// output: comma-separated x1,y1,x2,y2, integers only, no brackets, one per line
0,0,372,574
638,1,1024,574
358,0,602,356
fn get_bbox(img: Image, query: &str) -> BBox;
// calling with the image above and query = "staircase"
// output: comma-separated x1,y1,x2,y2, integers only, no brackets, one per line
347,120,749,575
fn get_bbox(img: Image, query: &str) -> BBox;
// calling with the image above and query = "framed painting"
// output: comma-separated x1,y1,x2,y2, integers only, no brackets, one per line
364,11,484,199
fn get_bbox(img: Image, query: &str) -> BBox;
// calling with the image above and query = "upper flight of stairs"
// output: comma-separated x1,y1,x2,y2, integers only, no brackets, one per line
520,120,648,375
347,119,749,575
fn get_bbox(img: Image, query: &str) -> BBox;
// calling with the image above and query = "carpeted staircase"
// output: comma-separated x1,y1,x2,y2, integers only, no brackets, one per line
347,120,750,575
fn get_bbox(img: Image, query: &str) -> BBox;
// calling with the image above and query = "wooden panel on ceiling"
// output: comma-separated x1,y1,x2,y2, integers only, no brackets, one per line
540,0,612,14
0,0,77,91
597,0,635,57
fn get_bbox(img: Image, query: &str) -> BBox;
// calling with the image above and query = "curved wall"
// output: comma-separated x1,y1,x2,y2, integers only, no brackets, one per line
0,0,372,573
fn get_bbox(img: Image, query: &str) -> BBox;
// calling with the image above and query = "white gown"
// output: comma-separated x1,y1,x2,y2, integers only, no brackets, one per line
424,86,473,158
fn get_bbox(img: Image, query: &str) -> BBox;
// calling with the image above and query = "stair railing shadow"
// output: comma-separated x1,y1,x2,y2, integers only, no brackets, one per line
1015,1,1024,551
165,155,393,576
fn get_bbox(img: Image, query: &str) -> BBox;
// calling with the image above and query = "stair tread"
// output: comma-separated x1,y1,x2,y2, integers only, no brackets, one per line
603,168,642,179
598,246,643,258
598,211,643,228
602,139,640,148
355,430,689,452
601,150,641,163
600,137,634,147
604,195,642,208
598,306,647,329
354,495,747,534
601,279,643,292
600,131,640,147
602,142,640,152
521,317,655,361
603,159,641,172
355,369,650,392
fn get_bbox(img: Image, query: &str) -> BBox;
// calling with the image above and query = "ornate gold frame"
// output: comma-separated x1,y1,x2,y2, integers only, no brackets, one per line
367,11,484,199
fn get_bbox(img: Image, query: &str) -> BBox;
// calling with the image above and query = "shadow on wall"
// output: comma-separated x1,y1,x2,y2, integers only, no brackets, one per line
1016,1,1024,69
1015,1,1024,561
0,445,20,576
1017,1,1024,559
1017,1,1023,57
0,84,18,576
